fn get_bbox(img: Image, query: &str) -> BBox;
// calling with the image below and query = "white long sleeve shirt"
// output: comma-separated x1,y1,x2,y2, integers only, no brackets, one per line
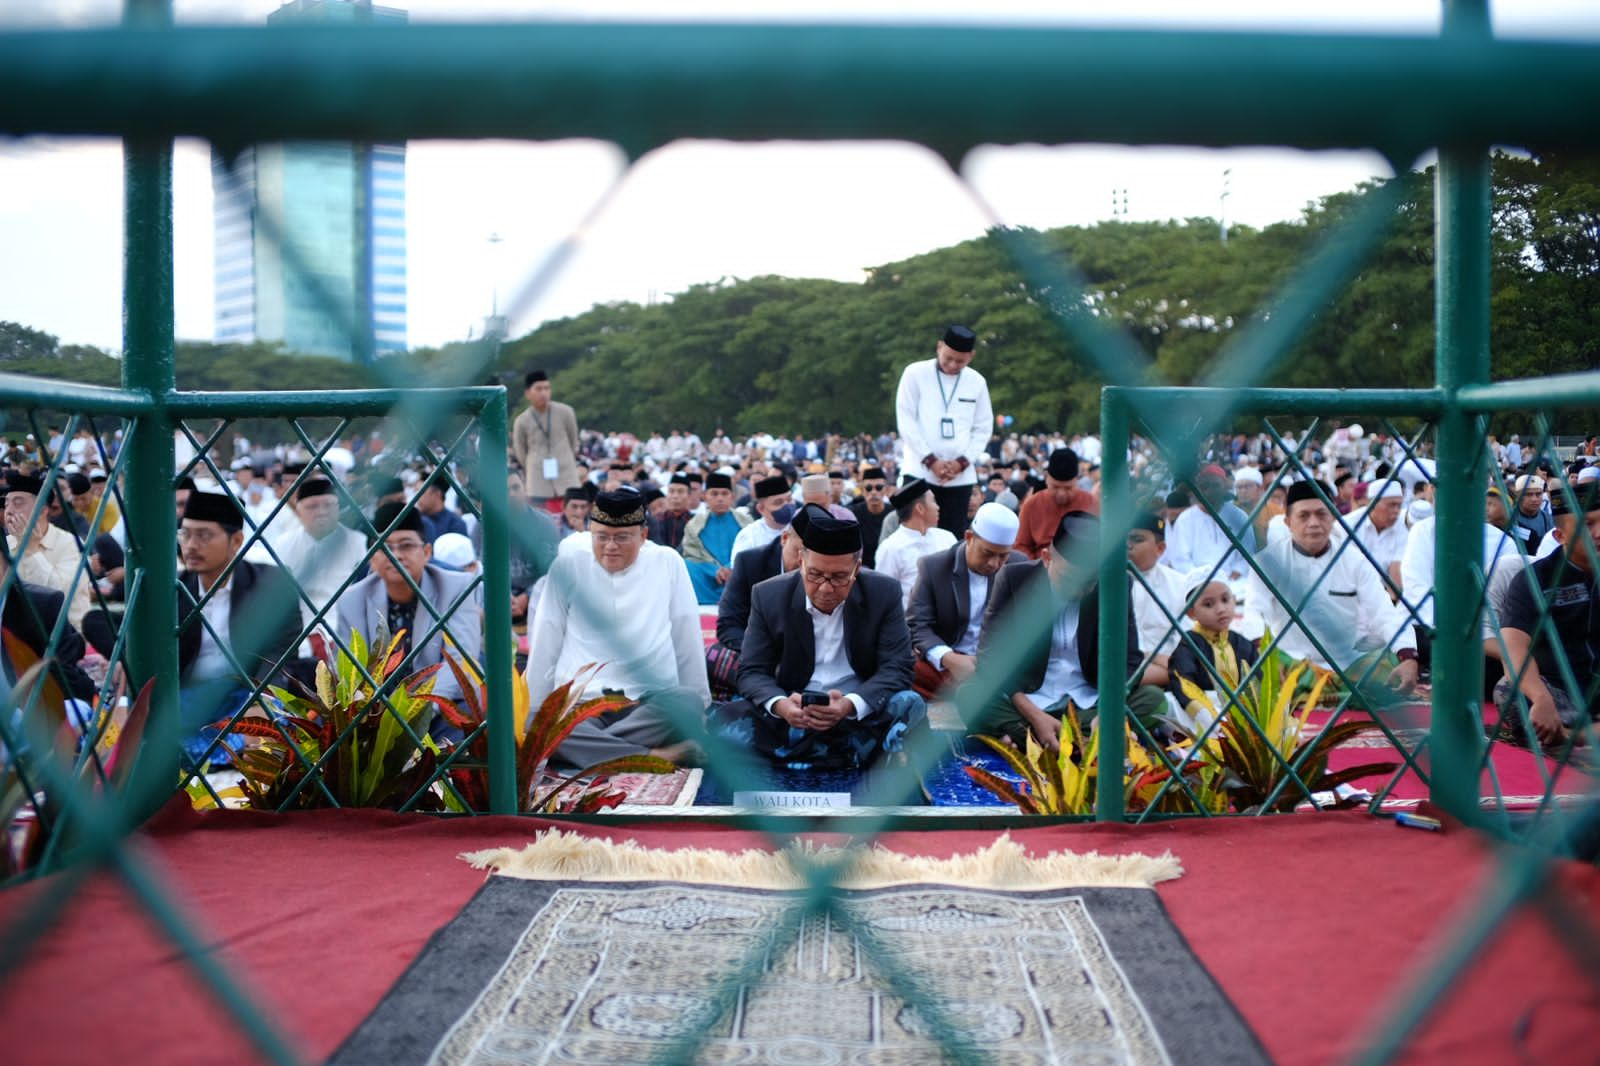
729,518,783,561
525,541,711,710
1247,535,1417,670
1131,561,1189,661
895,358,993,486
1399,516,1517,627
1352,513,1409,585
873,524,957,610
1164,505,1249,578
11,525,93,629
273,522,372,656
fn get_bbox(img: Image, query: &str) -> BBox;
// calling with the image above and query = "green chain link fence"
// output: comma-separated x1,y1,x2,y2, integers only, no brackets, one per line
1,1,1598,1063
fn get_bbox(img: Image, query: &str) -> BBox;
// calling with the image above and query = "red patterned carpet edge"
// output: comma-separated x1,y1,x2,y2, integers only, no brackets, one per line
1,799,1597,1066
1311,703,1598,809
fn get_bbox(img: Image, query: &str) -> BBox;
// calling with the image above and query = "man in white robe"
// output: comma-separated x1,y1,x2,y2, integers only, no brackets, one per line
1247,480,1418,690
272,477,370,665
1352,480,1409,593
526,486,711,769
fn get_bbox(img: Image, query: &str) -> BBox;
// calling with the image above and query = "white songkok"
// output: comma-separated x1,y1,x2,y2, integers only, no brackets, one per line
799,474,830,500
1234,467,1264,486
970,502,1019,547
1372,481,1404,500
432,532,476,570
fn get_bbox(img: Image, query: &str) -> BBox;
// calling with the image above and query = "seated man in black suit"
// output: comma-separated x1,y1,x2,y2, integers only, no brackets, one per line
975,511,1165,751
906,501,1026,698
705,503,799,699
176,490,302,767
716,506,926,770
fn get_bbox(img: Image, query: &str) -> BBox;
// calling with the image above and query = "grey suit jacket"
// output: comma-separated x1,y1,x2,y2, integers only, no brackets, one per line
334,564,483,701
906,542,1027,659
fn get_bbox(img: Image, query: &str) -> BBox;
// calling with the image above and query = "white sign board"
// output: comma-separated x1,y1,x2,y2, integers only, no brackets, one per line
731,791,852,809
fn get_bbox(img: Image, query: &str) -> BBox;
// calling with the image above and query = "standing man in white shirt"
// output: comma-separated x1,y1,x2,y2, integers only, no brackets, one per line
895,324,994,537
873,478,957,609
525,487,711,769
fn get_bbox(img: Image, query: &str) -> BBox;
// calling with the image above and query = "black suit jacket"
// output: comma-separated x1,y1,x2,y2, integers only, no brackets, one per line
906,543,1027,659
738,569,914,714
177,560,302,687
977,560,1142,698
716,536,783,651
4,581,95,702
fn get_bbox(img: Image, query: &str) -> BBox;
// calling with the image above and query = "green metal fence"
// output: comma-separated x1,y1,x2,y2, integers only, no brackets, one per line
2,1,1598,1063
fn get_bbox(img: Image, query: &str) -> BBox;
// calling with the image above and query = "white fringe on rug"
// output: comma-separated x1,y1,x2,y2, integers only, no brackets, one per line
460,831,1181,889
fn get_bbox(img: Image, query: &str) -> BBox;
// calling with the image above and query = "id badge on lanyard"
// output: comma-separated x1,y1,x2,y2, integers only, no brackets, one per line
543,457,561,480
935,366,961,442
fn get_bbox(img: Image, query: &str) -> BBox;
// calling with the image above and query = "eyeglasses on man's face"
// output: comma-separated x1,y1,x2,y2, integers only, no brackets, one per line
802,564,857,589
385,538,427,555
177,526,225,545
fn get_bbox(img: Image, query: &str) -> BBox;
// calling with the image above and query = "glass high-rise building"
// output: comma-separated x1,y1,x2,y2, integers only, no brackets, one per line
212,1,407,363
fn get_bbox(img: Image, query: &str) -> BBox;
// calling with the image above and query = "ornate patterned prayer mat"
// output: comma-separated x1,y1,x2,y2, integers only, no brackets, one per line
331,842,1263,1065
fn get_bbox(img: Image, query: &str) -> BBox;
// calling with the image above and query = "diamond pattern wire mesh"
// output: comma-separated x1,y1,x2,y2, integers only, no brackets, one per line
1,7,1599,1066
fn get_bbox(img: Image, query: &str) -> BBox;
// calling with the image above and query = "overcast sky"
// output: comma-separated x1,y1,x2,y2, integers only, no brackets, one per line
3,0,1598,354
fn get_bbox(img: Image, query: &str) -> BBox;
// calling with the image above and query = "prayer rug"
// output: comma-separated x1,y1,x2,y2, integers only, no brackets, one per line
330,836,1263,1065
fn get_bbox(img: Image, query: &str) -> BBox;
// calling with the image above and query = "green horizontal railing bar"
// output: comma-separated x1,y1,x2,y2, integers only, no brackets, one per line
4,26,1600,154
1455,371,1600,413
0,373,156,415
1120,386,1448,418
162,386,502,417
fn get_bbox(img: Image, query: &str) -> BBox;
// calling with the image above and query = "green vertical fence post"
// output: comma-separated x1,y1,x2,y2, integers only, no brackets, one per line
119,0,179,819
1429,0,1494,825
478,391,517,814
1097,389,1132,821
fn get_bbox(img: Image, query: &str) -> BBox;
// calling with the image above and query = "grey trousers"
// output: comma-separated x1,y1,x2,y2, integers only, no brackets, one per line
550,686,706,769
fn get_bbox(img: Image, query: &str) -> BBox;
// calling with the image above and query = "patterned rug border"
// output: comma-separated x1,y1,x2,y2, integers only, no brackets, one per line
460,830,1183,889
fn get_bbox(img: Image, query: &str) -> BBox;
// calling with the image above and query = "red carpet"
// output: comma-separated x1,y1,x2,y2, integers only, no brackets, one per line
2,802,1597,1065
1314,703,1597,810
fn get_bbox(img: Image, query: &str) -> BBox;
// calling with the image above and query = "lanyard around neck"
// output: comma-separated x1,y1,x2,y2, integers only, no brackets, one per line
934,365,961,413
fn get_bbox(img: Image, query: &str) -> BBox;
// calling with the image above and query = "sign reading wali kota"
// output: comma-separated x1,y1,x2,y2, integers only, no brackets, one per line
732,791,852,809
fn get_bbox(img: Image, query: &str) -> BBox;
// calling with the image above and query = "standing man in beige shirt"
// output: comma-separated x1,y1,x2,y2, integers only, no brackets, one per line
510,369,580,511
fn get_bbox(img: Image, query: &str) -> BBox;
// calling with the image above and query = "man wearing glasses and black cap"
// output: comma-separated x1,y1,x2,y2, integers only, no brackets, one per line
175,490,302,766
526,487,710,768
894,324,994,538
720,505,925,771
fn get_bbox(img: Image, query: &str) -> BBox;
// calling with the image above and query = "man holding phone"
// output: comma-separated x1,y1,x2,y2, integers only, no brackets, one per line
723,505,926,770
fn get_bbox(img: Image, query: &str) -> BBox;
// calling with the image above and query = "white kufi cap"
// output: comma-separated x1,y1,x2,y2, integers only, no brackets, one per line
970,502,1020,547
